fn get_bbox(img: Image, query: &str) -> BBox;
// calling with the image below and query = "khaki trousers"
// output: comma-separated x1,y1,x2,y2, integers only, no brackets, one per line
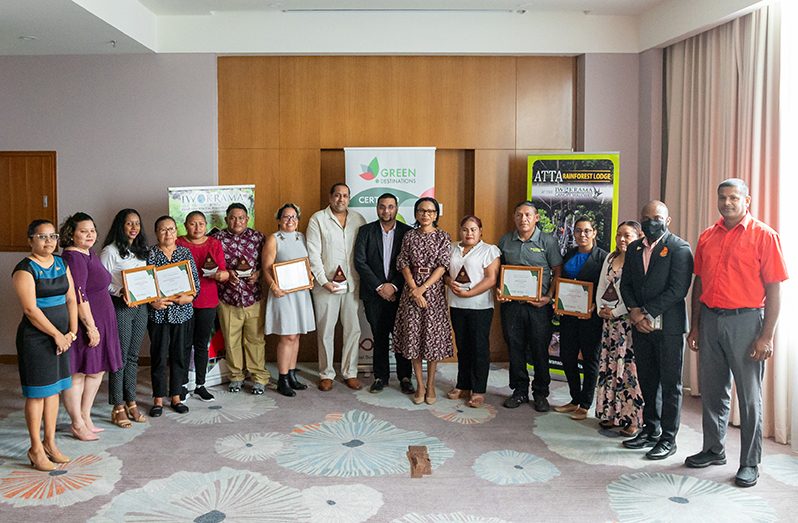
312,288,361,380
217,301,270,384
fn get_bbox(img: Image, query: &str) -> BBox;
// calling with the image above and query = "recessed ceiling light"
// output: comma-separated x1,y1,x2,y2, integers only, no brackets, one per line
18,35,38,41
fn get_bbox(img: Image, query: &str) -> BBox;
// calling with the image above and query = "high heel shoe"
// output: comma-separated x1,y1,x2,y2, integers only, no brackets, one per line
70,425,99,441
42,444,70,464
412,389,426,405
28,449,56,471
424,392,437,405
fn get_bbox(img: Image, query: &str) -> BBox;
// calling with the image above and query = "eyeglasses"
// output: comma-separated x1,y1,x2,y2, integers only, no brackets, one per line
31,233,59,241
281,216,298,222
416,209,437,215
157,227,177,234
574,228,594,235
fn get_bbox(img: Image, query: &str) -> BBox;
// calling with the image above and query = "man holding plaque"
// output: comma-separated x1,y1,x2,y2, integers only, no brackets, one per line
497,201,563,412
307,183,367,391
620,200,693,460
354,193,415,394
212,203,270,395
684,179,787,488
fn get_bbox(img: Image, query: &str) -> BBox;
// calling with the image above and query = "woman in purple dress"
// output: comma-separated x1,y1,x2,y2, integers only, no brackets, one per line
60,213,122,440
392,197,453,405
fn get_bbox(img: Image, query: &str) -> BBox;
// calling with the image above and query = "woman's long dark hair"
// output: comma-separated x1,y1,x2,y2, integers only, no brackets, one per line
102,209,149,260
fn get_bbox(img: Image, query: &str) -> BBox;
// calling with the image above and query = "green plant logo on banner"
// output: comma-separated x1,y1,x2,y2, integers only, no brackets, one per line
358,156,418,184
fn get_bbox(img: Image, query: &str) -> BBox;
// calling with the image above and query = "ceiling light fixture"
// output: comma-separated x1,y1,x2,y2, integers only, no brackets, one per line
18,35,38,41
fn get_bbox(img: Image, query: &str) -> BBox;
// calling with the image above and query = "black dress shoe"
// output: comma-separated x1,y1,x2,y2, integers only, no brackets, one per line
399,378,415,395
646,440,677,460
532,395,550,412
170,402,189,414
685,449,727,468
149,405,163,418
502,393,529,409
622,430,662,449
369,378,385,393
735,466,759,487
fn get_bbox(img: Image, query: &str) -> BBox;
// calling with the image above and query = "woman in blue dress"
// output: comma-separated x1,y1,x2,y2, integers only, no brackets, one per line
12,220,78,471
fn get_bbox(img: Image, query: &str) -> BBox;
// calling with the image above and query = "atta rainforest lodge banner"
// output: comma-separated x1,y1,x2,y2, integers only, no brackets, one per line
527,153,620,377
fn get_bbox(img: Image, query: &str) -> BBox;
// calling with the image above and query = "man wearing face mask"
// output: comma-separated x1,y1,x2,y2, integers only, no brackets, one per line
619,200,693,460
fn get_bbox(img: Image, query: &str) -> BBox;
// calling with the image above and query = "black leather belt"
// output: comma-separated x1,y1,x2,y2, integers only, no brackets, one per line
707,307,762,316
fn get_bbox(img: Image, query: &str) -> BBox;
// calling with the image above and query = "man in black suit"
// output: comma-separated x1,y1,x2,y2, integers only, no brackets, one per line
354,193,415,394
620,200,693,460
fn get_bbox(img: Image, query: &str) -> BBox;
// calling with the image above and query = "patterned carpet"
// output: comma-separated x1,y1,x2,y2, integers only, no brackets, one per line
0,362,796,522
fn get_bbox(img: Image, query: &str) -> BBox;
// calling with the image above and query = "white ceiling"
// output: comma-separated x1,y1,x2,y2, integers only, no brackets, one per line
0,0,767,55
137,0,666,16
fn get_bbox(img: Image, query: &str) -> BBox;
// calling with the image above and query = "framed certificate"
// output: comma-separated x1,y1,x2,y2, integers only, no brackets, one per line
554,278,594,319
155,260,197,300
273,257,313,293
122,265,159,306
499,265,543,301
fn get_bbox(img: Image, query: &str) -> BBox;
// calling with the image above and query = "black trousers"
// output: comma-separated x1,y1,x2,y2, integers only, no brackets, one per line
559,314,603,409
451,307,493,394
148,321,190,398
363,296,412,382
189,307,217,386
500,301,553,398
632,329,685,442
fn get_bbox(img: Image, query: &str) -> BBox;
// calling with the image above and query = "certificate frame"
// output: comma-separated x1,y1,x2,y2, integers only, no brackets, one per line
155,260,197,300
554,278,594,319
499,265,543,301
121,265,159,306
272,257,313,293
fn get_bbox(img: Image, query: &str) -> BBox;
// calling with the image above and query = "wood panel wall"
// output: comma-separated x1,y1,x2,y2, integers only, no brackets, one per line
218,56,575,363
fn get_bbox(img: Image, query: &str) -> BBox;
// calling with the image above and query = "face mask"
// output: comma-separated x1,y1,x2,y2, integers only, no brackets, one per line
641,219,667,241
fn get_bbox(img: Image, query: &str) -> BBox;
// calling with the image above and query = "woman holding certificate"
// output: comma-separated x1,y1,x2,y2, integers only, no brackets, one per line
263,203,315,397
60,213,123,440
12,220,77,470
177,211,229,402
392,197,453,405
553,216,607,420
147,216,200,416
595,221,645,436
445,215,501,408
100,209,150,428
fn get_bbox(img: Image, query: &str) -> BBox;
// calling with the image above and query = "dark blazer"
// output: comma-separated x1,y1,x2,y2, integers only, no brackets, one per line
620,231,694,334
354,220,412,302
561,245,608,323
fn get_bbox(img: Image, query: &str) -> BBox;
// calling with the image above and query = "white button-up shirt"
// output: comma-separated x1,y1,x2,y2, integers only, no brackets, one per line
306,206,367,293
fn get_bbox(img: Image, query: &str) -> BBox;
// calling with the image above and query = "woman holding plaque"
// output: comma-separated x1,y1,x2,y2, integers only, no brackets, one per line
147,216,200,416
101,209,150,427
177,211,229,402
553,216,608,420
445,215,501,408
595,221,645,435
60,212,123,440
263,203,315,397
392,197,453,405
12,220,77,470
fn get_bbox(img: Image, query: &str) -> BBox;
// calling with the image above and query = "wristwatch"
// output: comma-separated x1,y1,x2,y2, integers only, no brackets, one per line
66,332,77,342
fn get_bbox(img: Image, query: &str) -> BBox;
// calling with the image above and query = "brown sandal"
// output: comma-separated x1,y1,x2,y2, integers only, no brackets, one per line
125,403,147,423
112,407,132,428
467,394,485,408
447,388,471,400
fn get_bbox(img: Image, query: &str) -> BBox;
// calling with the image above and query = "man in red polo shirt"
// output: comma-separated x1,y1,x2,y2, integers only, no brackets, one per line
685,178,788,488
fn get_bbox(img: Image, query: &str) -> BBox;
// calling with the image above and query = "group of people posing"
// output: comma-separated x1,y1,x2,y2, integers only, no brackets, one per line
13,178,785,490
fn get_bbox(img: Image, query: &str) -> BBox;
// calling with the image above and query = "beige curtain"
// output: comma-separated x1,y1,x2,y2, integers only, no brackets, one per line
663,4,786,443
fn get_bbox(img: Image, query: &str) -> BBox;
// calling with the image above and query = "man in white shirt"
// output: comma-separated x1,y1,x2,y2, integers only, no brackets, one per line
306,183,367,391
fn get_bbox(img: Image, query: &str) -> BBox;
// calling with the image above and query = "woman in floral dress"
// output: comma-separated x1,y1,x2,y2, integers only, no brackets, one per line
392,197,453,405
595,221,645,436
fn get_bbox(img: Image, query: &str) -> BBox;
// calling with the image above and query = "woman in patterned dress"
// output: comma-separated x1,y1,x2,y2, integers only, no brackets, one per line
147,216,200,417
262,203,315,397
12,220,78,470
60,212,123,440
392,197,453,405
595,221,645,436
101,209,150,427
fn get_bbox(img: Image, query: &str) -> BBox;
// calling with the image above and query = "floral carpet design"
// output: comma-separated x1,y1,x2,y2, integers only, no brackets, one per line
164,389,277,425
215,431,292,462
472,449,559,485
607,472,777,522
301,484,383,523
392,512,513,523
276,409,455,477
762,453,798,486
354,387,496,424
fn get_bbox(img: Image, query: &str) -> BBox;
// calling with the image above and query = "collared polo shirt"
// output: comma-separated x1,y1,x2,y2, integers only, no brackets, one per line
694,212,788,309
497,228,563,295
